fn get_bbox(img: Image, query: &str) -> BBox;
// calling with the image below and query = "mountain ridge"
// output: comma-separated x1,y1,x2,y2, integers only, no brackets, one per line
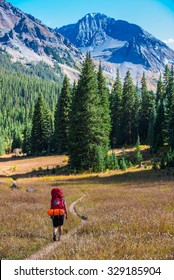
0,0,83,81
56,13,174,86
0,1,174,87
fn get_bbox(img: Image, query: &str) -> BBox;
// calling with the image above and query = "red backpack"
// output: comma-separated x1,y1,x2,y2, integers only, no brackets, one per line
51,188,65,210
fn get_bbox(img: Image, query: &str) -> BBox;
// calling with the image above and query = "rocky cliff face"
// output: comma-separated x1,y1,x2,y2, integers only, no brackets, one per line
57,13,174,86
57,13,143,48
0,0,82,72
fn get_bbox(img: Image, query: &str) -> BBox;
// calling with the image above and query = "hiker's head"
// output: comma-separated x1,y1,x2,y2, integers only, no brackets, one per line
51,187,63,198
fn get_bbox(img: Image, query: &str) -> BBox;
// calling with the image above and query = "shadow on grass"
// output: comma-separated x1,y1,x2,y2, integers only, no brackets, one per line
3,165,68,180
2,165,174,188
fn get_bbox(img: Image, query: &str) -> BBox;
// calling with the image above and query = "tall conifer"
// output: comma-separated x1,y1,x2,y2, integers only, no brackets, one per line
167,66,174,148
156,75,164,104
110,69,123,147
139,72,154,143
121,71,139,144
153,100,166,151
22,121,32,154
31,93,52,154
54,75,71,154
69,54,105,171
97,63,111,153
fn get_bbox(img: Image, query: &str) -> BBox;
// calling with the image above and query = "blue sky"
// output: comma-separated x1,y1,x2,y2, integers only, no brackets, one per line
9,0,174,49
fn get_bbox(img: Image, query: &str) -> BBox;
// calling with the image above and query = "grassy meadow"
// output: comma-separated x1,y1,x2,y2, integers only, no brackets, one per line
0,150,174,260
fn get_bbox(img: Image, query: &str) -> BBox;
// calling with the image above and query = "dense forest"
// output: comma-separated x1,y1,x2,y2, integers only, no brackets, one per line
0,51,174,171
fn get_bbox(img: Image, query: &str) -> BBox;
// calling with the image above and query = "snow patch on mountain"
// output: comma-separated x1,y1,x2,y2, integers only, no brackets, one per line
80,36,126,59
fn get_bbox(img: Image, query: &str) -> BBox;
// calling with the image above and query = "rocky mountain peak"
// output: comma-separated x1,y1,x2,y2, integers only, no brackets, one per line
56,13,174,87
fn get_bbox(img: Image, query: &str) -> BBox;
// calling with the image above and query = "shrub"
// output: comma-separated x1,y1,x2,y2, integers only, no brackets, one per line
119,158,127,170
134,136,143,165
166,149,174,168
105,152,119,170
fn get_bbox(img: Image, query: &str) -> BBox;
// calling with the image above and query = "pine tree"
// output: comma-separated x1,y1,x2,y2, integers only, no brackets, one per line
97,63,111,153
54,75,72,154
153,100,166,152
156,75,164,104
12,130,23,150
163,65,170,93
110,69,123,147
147,101,156,148
0,137,5,156
134,136,143,165
139,73,155,143
121,71,139,145
22,121,32,154
119,148,127,170
69,53,106,171
167,66,174,148
31,93,52,154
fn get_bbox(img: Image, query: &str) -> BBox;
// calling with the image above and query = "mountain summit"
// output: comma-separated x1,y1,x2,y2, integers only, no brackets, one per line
57,13,174,84
57,13,143,49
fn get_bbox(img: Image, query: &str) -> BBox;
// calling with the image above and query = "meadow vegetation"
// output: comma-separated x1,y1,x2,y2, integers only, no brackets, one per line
0,151,174,260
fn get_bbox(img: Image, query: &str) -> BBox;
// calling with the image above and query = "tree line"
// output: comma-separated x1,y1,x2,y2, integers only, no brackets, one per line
0,68,60,155
1,53,174,171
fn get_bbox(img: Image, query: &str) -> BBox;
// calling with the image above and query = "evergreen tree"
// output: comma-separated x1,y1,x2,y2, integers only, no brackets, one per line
72,81,77,99
105,151,119,170
139,72,154,143
167,66,174,148
153,100,166,152
110,69,123,147
0,137,5,156
22,122,32,154
121,71,139,145
12,130,23,150
147,101,156,148
54,75,72,154
119,148,127,170
97,63,111,153
0,66,59,153
156,75,164,104
31,93,52,154
163,65,170,93
134,136,143,165
69,53,106,171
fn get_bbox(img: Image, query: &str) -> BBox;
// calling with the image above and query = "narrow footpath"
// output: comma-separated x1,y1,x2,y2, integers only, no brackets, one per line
25,194,87,260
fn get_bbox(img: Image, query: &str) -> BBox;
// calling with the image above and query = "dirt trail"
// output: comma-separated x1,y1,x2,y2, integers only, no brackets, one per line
0,162,87,260
25,194,87,260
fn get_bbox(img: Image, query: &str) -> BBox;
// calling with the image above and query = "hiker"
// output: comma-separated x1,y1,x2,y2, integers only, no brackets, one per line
49,188,68,241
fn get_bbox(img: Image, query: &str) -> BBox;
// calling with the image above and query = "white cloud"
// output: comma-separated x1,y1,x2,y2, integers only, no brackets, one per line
163,38,174,50
163,38,174,44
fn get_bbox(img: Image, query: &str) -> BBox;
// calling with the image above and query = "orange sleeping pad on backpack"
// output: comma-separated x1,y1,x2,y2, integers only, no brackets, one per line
47,209,64,216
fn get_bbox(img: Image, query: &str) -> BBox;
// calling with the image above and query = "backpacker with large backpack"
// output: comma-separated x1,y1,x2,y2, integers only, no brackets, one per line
47,188,65,216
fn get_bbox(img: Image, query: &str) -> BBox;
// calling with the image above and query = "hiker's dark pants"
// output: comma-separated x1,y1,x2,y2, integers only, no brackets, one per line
52,215,64,227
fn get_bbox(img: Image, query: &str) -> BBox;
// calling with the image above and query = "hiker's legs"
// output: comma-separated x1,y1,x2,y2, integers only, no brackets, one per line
53,227,58,235
58,226,63,240
53,227,57,241
52,216,64,241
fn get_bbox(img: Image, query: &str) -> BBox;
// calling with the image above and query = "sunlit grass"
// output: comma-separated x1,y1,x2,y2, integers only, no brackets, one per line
0,153,174,260
46,181,174,260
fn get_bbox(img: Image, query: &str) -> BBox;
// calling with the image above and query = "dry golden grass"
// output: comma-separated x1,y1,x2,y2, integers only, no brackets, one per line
0,153,174,260
46,179,174,260
0,154,68,177
0,178,83,259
